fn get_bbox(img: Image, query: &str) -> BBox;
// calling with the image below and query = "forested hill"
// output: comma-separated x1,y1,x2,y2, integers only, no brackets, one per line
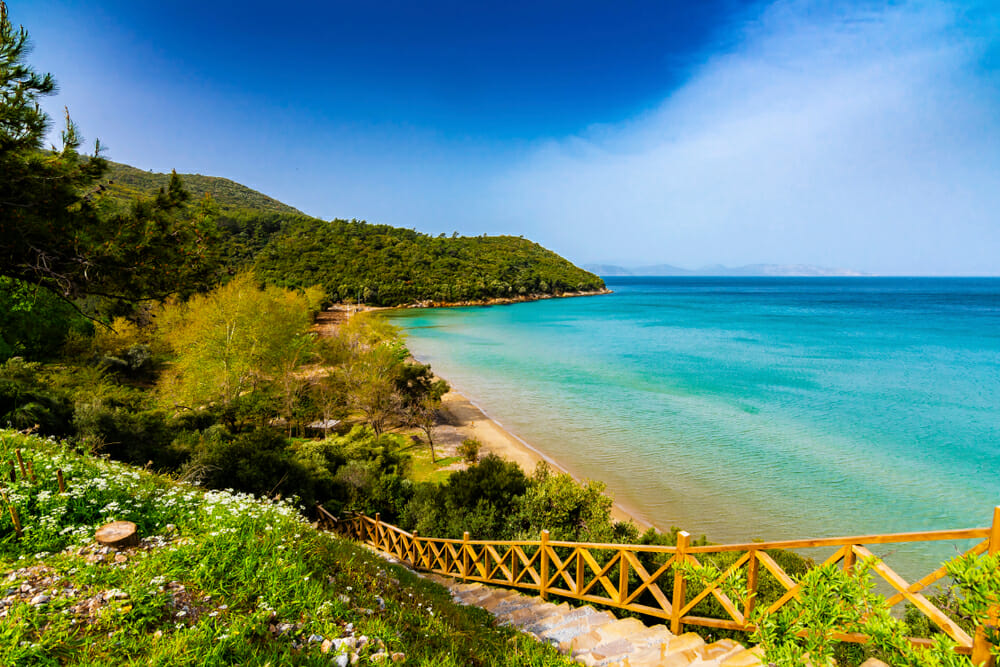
103,163,606,307
103,161,304,215
249,216,606,306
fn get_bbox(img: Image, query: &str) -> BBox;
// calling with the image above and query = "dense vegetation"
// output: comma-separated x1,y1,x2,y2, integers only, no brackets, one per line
94,169,606,308
251,217,606,305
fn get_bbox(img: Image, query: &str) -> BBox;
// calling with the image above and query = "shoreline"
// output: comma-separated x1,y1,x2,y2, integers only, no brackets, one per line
436,387,654,531
325,287,612,315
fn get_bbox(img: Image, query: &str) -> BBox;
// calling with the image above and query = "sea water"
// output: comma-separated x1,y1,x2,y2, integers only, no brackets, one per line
386,278,1000,575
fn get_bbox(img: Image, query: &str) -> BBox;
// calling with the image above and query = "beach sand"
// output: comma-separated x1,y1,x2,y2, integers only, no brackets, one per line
315,303,652,531
435,389,653,531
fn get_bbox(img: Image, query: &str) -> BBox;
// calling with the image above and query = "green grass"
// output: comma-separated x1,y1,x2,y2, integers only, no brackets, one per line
400,439,462,484
0,430,574,666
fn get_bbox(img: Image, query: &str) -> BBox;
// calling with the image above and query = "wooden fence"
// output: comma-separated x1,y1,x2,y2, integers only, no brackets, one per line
318,505,1000,662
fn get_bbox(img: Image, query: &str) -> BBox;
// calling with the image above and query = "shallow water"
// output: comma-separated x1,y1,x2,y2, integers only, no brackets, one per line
387,277,1000,575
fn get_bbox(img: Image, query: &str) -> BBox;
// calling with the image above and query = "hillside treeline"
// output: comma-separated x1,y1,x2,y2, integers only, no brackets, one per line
94,168,605,308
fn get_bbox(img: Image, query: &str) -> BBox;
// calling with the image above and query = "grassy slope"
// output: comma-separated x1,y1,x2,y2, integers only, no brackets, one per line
0,430,573,666
102,161,303,215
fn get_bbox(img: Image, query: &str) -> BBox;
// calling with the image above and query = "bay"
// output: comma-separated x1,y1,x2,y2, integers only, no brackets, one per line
387,277,1000,574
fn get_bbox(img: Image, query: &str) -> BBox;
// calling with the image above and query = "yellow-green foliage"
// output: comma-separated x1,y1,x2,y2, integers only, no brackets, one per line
89,316,152,358
156,272,321,410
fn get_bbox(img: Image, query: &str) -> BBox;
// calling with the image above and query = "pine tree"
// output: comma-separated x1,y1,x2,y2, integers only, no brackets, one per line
0,2,217,303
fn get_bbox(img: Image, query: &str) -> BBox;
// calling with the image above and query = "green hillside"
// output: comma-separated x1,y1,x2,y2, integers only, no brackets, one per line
103,161,303,215
98,163,606,307
249,216,606,306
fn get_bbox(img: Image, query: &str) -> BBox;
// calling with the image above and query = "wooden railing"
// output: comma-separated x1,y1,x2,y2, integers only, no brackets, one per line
317,505,1000,661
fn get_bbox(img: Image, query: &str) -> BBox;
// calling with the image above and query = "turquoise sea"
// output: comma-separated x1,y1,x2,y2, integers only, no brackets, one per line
387,278,1000,574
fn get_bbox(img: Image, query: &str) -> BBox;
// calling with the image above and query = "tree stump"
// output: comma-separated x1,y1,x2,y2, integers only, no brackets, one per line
95,521,139,548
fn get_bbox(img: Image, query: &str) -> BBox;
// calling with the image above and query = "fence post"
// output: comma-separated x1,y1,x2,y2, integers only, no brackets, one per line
14,449,26,478
539,530,550,601
0,488,21,537
374,513,381,550
618,547,629,604
972,506,1000,666
843,543,856,572
745,549,759,625
461,531,470,580
671,531,690,635
411,531,419,568
56,469,65,494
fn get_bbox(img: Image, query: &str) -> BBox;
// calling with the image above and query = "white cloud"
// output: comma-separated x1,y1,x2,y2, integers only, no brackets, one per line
494,0,1000,275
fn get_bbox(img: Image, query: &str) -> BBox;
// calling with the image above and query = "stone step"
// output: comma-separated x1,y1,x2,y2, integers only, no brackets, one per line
414,571,762,667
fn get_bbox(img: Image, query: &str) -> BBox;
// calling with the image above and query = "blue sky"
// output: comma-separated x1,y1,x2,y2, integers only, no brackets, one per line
14,0,1000,274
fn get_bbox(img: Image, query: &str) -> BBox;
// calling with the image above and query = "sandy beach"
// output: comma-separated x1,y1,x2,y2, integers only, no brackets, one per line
316,303,653,531
434,389,654,531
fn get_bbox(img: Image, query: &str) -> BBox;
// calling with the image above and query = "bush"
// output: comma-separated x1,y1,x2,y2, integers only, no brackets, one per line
509,462,616,542
403,455,528,539
190,427,318,505
72,404,182,468
0,358,74,435
458,437,481,463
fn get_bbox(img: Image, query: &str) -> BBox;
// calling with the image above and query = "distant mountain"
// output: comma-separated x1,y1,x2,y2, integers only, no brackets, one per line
102,161,304,215
584,263,869,277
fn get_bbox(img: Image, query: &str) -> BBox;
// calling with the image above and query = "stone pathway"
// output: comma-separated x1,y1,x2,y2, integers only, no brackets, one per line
423,574,764,667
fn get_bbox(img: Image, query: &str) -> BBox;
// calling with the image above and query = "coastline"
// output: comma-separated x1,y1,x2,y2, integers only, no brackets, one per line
323,287,612,316
435,387,654,531
321,288,652,531
401,287,612,309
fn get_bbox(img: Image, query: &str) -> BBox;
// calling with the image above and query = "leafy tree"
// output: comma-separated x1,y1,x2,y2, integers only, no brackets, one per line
156,272,318,427
510,462,615,543
0,277,92,361
341,344,405,436
404,455,528,539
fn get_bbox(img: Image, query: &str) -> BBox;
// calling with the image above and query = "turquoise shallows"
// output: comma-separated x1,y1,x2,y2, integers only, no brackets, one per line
387,278,1000,574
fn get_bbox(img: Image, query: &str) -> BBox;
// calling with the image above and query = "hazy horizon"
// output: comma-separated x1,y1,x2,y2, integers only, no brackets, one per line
17,0,1000,276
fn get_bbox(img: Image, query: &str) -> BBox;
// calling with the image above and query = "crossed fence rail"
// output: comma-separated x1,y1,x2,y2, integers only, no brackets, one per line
317,505,1000,662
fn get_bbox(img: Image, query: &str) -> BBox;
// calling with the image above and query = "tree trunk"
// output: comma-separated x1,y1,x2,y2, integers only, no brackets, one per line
95,521,139,549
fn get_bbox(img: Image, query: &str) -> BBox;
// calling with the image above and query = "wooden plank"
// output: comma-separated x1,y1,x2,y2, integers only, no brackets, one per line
885,539,988,607
765,546,847,614
686,527,989,554
578,548,624,600
618,548,629,605
678,552,750,621
854,545,974,647
672,531,690,635
745,550,759,621
513,545,542,587
485,545,514,583
539,531,550,600
681,615,750,631
622,551,673,613
756,550,797,591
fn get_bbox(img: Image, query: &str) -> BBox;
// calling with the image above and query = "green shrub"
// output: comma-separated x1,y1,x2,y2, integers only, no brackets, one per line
189,427,319,503
458,437,481,463
72,404,182,468
0,358,74,435
509,462,616,542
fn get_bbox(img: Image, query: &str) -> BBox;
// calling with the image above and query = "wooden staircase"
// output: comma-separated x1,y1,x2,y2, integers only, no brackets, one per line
423,573,764,667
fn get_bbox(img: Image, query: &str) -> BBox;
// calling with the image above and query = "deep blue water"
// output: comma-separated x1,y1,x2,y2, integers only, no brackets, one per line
387,278,1000,574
